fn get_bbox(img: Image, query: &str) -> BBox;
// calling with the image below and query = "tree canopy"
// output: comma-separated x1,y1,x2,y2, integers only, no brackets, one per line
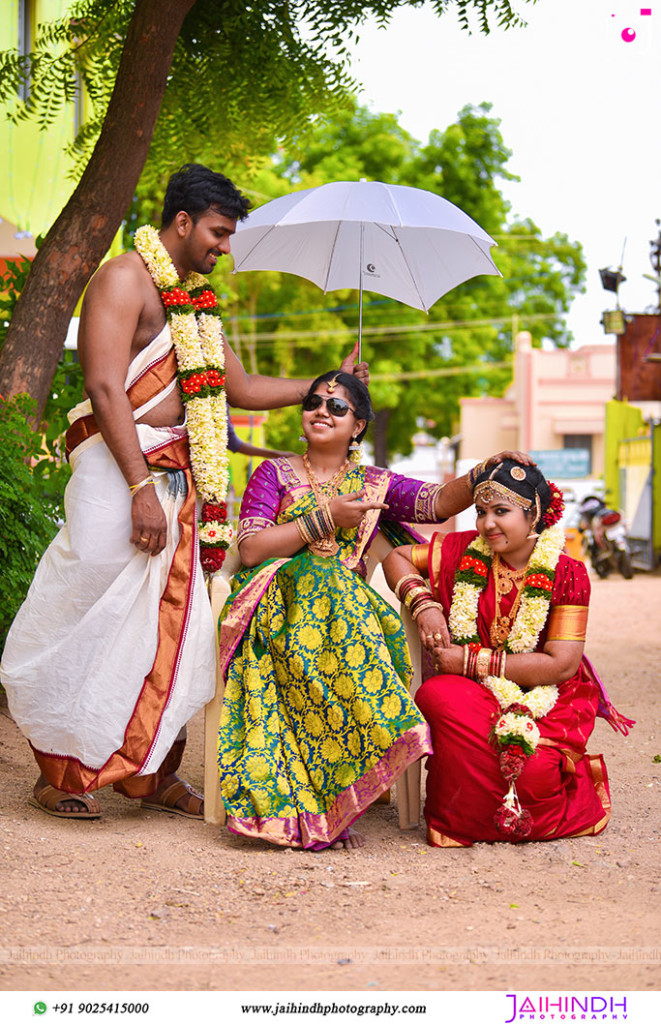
0,0,538,415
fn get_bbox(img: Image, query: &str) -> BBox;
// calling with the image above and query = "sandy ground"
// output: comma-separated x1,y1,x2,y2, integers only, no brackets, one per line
0,569,659,995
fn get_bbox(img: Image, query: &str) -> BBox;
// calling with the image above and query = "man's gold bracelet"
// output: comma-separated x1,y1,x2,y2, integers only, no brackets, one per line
129,477,155,498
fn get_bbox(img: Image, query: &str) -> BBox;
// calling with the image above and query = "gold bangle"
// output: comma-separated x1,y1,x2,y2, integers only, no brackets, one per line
394,573,424,602
410,599,442,622
295,516,311,544
403,584,431,609
476,647,491,684
129,477,154,497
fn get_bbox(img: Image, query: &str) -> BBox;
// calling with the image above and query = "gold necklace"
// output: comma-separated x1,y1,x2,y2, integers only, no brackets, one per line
494,558,527,595
302,451,349,556
489,554,527,649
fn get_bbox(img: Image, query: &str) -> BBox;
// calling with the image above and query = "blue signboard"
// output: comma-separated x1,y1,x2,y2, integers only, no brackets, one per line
528,449,591,478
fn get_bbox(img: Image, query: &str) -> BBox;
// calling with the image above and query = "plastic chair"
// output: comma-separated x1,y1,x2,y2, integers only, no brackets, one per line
363,532,422,830
203,534,423,829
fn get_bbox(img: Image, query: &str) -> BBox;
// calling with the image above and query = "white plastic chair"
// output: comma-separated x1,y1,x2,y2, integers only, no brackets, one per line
203,533,423,829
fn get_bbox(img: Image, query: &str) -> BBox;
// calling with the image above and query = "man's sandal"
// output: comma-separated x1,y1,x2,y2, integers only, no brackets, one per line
28,784,101,820
141,779,204,820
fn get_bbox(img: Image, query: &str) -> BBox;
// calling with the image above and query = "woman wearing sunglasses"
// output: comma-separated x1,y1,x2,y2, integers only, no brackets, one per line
217,370,526,850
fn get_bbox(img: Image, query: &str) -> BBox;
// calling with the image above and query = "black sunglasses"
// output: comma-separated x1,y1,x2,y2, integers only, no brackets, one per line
302,394,355,418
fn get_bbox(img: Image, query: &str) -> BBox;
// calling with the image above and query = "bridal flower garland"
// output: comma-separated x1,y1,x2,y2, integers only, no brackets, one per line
134,226,232,572
448,521,566,837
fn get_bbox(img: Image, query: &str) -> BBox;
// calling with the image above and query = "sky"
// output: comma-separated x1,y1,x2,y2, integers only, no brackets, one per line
343,0,661,349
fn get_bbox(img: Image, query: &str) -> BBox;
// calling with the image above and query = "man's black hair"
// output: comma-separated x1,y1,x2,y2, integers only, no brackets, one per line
161,164,252,227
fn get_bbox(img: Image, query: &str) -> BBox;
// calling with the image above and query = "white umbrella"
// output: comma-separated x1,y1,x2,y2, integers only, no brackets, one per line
230,179,501,358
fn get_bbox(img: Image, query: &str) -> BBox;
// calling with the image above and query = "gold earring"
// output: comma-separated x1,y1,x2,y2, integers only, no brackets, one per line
349,438,362,464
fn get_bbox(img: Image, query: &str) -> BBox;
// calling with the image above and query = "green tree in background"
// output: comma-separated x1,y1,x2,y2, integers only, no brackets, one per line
0,0,536,416
1,259,83,518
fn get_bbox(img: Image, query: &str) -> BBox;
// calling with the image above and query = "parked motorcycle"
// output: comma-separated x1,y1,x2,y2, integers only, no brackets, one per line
578,496,633,579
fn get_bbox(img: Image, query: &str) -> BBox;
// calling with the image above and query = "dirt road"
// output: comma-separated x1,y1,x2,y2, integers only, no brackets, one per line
1,571,659,993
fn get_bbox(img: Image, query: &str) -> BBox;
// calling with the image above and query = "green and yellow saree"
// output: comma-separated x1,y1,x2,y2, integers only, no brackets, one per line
217,459,440,848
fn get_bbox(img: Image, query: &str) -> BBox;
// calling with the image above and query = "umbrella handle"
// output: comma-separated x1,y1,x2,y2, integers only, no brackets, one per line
358,222,364,363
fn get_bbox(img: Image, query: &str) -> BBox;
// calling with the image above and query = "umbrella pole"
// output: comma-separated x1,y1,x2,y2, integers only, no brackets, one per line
358,222,364,363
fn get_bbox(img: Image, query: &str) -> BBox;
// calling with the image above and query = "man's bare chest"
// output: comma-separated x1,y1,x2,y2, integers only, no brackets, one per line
130,302,168,361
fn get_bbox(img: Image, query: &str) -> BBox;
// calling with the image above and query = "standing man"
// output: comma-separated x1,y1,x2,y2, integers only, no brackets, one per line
1,164,367,820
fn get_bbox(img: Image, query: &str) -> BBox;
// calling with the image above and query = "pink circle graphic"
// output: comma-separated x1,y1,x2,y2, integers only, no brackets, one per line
621,27,637,41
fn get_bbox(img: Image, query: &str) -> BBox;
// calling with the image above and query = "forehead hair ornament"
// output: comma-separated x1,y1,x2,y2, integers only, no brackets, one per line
473,479,532,511
325,374,341,393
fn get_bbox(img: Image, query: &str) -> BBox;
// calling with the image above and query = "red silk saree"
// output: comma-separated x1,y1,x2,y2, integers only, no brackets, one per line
416,530,613,847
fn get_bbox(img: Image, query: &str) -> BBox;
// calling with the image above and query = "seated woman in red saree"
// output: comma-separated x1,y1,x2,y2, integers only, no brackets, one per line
383,459,633,848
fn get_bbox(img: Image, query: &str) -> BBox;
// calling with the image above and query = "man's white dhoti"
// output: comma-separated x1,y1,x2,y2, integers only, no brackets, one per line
0,326,216,793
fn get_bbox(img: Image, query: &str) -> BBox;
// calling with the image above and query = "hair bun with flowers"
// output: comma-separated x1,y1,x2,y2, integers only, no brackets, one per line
542,481,565,528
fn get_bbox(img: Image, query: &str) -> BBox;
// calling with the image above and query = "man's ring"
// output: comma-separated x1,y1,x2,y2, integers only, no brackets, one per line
433,633,443,640
139,535,148,543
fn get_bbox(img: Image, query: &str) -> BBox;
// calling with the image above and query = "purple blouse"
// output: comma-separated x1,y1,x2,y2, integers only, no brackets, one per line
238,458,444,545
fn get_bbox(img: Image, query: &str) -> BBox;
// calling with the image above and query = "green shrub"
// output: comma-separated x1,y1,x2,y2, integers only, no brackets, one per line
0,394,60,655
1,258,83,525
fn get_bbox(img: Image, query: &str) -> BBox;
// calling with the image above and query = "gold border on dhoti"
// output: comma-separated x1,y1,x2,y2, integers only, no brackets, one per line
65,348,178,459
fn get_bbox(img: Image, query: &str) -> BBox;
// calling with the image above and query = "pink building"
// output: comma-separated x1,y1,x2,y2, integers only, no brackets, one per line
460,333,616,478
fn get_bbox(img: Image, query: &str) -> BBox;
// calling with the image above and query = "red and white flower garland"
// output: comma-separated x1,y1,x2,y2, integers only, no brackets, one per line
448,521,567,838
134,225,233,573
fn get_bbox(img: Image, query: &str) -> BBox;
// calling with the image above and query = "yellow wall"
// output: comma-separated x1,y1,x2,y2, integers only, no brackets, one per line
1,2,124,304
1,1,83,240
604,400,646,506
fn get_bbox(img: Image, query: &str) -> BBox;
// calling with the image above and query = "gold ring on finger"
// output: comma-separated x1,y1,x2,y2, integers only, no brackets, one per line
433,633,442,640
425,633,433,641
139,535,148,543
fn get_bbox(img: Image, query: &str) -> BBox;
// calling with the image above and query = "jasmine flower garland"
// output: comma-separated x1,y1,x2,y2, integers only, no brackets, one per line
447,522,567,838
134,225,233,572
448,523,565,656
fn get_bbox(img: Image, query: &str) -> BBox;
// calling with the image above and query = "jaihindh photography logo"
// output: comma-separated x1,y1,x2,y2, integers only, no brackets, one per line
505,993,628,1022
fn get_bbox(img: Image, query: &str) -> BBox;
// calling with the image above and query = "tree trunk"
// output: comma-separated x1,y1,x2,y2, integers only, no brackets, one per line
372,407,391,468
0,0,197,418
